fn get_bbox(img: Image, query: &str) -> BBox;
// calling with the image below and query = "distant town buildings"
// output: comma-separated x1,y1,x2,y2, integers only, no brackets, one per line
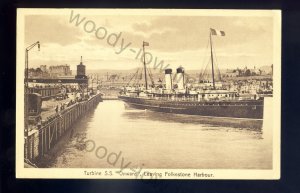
49,64,72,77
222,65,272,78
28,64,72,78
28,67,49,78
225,79,273,95
40,65,47,72
27,57,90,80
223,69,240,78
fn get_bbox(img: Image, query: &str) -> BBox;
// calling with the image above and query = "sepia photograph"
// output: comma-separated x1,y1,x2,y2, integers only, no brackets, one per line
16,8,281,179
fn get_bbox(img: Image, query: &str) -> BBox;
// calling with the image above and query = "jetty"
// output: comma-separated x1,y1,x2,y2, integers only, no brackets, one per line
24,93,102,163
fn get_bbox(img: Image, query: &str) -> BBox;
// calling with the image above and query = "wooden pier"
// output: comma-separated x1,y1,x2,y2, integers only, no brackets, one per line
24,93,102,163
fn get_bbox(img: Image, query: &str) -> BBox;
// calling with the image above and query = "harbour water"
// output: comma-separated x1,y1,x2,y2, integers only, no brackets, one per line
42,99,272,169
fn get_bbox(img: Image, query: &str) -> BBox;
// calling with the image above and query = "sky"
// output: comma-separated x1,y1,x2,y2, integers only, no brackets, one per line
24,10,274,71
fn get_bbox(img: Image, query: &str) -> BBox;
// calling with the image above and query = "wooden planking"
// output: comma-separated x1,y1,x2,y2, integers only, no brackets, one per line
25,94,102,162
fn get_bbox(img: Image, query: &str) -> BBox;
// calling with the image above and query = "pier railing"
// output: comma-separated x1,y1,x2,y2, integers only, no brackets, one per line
24,93,102,163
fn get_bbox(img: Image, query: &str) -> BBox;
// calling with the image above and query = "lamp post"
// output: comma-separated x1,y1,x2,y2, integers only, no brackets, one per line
25,41,40,137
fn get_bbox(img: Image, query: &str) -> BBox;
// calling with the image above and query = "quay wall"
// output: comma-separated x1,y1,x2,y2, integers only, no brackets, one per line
24,93,102,163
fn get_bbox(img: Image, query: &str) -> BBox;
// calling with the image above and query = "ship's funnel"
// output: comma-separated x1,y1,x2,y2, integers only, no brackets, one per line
175,67,185,90
164,68,173,90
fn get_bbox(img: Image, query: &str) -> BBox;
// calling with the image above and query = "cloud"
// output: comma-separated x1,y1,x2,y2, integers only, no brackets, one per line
24,13,274,70
25,15,83,46
132,22,153,33
121,16,273,53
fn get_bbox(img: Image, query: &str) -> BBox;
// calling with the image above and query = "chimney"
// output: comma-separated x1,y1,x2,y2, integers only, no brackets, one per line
164,68,173,90
176,67,185,90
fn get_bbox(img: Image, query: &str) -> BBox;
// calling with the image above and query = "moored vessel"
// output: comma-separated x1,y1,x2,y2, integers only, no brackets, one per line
119,29,264,119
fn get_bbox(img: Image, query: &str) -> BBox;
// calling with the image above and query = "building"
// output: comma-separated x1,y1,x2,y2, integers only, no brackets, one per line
223,69,240,78
28,67,49,78
49,64,72,77
28,85,60,99
40,65,47,72
75,56,87,79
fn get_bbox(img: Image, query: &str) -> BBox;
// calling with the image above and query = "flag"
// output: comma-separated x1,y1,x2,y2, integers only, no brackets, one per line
210,28,225,36
143,41,149,46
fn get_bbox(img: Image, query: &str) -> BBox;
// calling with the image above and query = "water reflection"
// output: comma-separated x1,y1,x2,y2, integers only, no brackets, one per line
123,108,263,130
44,100,271,169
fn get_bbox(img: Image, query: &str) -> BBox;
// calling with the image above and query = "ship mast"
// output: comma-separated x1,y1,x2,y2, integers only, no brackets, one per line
142,41,148,90
209,29,216,89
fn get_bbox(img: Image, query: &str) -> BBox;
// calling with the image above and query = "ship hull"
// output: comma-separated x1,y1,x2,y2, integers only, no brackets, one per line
118,96,264,120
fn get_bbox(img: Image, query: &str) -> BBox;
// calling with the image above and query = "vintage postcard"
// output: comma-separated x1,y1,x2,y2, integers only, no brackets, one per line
16,8,281,179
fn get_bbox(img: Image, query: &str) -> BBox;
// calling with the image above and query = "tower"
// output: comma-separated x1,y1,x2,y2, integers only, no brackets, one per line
75,56,87,79
75,56,88,93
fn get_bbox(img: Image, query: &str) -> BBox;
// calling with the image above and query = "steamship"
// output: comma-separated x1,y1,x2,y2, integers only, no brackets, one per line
118,29,264,119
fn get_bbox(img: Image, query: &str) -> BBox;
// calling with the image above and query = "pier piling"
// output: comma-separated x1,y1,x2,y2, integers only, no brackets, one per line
24,93,102,163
